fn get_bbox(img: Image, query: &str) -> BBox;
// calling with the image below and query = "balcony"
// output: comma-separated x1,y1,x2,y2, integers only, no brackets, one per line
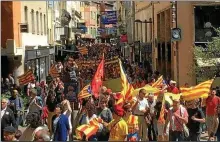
75,10,82,19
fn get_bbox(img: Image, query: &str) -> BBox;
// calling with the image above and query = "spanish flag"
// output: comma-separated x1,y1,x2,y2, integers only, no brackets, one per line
181,79,214,101
152,75,163,88
78,84,92,100
119,59,134,103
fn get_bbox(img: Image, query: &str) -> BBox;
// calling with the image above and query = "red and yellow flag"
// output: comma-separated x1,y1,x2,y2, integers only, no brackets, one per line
76,118,102,140
91,57,104,98
181,79,214,101
77,46,88,55
49,64,60,78
78,84,92,100
158,95,166,124
17,70,35,85
152,75,163,88
119,59,134,103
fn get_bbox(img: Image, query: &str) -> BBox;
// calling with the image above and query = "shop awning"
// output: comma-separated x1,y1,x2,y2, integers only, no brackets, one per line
77,46,88,55
197,58,220,67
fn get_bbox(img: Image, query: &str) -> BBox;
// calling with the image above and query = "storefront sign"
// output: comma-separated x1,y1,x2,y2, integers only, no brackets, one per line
101,11,117,24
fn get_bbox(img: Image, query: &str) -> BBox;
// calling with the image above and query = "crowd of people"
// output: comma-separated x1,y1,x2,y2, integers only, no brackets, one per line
1,43,220,142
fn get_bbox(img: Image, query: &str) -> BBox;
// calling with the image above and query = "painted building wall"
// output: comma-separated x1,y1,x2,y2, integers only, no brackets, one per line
20,1,48,47
1,1,21,48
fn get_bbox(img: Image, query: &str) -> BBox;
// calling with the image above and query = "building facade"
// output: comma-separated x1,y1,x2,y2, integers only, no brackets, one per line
134,1,220,86
1,1,55,84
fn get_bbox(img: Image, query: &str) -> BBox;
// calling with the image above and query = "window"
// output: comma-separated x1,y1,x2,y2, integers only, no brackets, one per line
44,14,46,35
40,13,43,35
36,11,39,34
24,6,28,23
31,9,35,33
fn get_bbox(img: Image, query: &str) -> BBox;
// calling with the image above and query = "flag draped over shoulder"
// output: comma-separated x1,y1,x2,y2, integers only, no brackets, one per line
152,75,163,88
119,59,134,102
75,118,102,140
17,70,35,85
181,79,214,101
78,84,92,100
91,57,104,98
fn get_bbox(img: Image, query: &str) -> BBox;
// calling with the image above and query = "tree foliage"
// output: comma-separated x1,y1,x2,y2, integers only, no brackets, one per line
193,27,220,81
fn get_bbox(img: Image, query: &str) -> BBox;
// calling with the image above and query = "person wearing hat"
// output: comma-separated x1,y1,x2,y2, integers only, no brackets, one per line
168,80,179,94
164,98,189,141
101,104,128,141
3,126,17,141
8,89,24,126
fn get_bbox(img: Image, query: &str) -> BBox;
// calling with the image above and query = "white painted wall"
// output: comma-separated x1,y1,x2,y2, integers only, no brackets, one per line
21,33,48,46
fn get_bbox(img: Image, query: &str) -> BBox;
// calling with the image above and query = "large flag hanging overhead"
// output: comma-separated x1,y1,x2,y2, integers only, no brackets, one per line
152,75,163,88
119,59,134,102
91,57,104,98
181,79,214,101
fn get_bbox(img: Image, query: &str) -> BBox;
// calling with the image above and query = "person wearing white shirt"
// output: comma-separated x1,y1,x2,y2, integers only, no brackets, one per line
132,89,149,141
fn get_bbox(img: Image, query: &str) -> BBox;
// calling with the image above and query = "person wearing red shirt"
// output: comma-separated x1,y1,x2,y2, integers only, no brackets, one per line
168,80,179,94
206,88,220,141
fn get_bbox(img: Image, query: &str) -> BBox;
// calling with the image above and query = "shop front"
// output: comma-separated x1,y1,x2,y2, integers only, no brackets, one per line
25,47,55,82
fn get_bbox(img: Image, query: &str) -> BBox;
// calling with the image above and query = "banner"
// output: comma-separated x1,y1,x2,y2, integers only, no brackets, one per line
49,64,60,78
101,11,117,24
17,70,35,85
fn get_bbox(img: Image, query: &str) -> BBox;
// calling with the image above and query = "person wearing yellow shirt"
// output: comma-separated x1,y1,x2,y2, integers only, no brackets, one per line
102,104,128,141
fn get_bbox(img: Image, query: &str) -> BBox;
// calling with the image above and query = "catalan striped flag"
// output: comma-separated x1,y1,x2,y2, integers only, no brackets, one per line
78,84,92,100
17,70,35,85
49,64,60,78
152,75,163,88
158,94,166,124
181,79,214,101
119,59,134,103
75,118,102,140
127,115,139,134
180,87,192,93
77,46,88,55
